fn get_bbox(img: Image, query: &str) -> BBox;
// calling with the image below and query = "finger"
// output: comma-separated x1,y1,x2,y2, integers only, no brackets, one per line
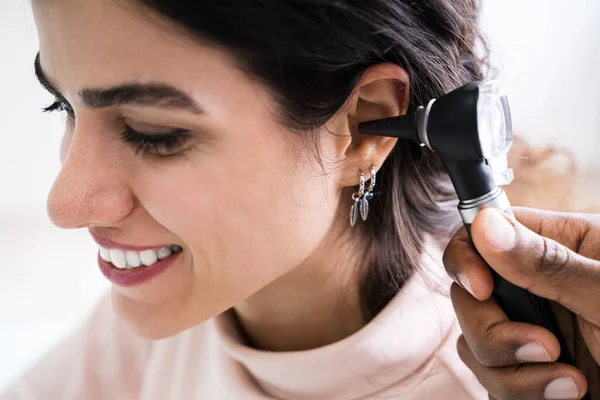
451,283,561,367
443,227,495,300
471,208,600,323
443,208,600,301
511,208,600,255
457,335,588,400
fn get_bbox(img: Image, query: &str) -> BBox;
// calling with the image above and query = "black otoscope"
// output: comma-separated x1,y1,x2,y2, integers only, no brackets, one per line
358,81,584,375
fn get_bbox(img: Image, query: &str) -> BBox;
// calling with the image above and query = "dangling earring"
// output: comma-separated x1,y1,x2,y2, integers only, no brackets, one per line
361,165,376,222
350,166,377,227
350,171,365,227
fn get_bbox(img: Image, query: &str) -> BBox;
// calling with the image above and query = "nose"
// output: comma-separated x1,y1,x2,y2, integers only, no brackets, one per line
47,122,135,229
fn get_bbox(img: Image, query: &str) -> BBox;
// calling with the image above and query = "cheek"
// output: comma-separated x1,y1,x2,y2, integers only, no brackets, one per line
138,132,340,296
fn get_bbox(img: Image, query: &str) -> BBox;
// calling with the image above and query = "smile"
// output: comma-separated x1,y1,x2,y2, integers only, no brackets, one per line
91,234,184,287
99,245,183,269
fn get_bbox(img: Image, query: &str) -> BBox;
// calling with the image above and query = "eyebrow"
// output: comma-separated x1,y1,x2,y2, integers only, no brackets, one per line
34,53,204,115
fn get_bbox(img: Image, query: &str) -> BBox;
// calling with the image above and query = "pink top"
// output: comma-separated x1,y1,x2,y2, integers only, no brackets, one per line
3,248,487,399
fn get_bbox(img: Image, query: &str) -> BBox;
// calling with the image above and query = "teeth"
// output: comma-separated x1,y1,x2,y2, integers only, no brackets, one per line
140,250,158,267
125,251,141,268
157,247,172,260
99,248,111,262
99,245,181,269
110,249,127,269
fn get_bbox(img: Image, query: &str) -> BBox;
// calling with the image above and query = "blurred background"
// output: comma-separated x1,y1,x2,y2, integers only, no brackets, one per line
1,0,599,392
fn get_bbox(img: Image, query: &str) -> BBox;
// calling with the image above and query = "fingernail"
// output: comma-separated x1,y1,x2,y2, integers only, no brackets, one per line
458,272,475,297
483,209,517,251
544,377,579,399
515,341,551,363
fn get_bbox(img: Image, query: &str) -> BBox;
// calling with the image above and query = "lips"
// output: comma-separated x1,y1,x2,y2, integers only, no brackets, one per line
90,234,177,252
97,250,181,287
90,233,183,287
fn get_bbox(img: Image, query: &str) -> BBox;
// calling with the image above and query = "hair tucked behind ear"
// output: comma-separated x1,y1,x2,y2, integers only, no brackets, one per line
135,0,487,319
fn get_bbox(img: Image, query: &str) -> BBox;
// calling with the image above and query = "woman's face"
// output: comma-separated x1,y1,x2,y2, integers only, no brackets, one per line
33,0,350,338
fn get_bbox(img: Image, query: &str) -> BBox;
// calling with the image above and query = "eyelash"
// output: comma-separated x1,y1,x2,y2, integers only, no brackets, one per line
43,100,74,117
42,100,190,157
120,126,189,157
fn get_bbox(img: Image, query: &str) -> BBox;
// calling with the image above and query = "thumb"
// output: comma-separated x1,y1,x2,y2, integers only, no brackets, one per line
471,208,600,323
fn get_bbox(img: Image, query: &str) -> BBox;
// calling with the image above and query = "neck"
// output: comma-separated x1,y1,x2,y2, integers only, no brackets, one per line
234,217,369,352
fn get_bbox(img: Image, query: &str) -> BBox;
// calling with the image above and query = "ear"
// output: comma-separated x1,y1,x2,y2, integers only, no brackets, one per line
334,63,410,187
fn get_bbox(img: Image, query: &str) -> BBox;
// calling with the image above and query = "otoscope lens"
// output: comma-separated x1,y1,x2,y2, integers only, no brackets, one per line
477,81,513,158
489,99,506,150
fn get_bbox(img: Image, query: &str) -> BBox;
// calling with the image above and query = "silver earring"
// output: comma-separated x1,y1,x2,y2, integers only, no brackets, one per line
349,166,377,226
361,165,376,221
350,171,365,227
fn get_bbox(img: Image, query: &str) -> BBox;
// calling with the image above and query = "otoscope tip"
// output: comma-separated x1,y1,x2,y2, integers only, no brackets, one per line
358,114,418,142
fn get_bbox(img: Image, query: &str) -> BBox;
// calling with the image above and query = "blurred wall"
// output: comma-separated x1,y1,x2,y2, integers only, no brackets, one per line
1,0,599,392
481,0,600,165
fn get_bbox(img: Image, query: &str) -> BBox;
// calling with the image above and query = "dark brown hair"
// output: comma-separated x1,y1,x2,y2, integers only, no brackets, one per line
135,0,486,319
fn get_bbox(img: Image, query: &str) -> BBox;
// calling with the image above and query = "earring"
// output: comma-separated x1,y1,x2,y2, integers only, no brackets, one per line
361,165,376,221
350,166,377,226
350,171,365,227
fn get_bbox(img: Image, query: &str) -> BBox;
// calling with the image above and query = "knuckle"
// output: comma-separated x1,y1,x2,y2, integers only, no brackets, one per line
476,327,506,367
534,238,571,277
456,335,471,365
497,385,526,400
449,282,461,305
473,348,496,368
442,245,454,273
497,365,530,400
587,212,600,227
443,239,470,275
559,217,586,251
474,354,497,369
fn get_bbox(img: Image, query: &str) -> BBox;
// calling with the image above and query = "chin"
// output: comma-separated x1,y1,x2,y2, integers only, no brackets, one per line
126,321,179,341
110,289,208,340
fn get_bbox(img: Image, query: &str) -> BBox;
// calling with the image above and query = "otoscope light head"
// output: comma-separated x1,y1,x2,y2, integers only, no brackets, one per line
357,80,515,199
422,80,513,164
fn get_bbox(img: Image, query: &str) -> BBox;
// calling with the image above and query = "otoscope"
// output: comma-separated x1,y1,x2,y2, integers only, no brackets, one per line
358,81,581,370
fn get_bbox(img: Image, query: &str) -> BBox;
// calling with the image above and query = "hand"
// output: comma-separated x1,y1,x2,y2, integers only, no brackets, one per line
443,207,600,400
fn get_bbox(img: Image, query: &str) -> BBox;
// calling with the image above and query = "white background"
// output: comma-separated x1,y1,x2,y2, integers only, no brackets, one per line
1,0,599,392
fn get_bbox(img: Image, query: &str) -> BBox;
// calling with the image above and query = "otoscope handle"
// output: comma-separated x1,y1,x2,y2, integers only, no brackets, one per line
459,190,577,368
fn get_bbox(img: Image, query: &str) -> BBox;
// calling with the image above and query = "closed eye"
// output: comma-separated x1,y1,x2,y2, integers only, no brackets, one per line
120,126,191,157
42,99,191,158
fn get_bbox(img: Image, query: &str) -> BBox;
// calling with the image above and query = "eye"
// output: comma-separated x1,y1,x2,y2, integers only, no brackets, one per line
42,99,75,120
42,100,191,158
120,126,191,158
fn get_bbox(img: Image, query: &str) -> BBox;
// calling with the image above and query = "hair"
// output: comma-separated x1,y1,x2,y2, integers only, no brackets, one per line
135,0,486,320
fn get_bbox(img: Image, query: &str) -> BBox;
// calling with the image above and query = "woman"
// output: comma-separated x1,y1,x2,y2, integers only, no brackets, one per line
3,0,593,399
